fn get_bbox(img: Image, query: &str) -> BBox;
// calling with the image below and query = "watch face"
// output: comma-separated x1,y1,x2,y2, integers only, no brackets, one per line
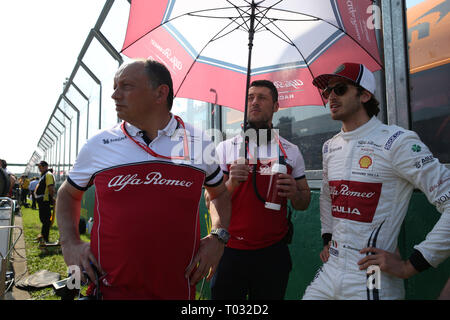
212,229,229,243
219,230,229,241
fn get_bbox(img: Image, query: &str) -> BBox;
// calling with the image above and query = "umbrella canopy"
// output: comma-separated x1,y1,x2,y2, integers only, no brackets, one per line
121,0,382,112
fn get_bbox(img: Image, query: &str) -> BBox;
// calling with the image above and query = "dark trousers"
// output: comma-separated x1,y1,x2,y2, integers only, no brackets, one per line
21,189,29,207
37,199,51,242
211,240,292,300
31,192,37,209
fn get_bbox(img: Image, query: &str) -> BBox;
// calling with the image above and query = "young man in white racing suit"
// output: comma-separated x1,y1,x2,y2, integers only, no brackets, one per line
302,62,450,300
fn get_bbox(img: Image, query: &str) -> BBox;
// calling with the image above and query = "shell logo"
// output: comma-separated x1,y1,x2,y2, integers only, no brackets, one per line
359,156,373,169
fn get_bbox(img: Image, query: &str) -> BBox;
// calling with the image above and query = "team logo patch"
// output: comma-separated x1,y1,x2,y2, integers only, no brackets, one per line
330,146,342,153
329,180,382,223
436,191,450,206
102,136,127,145
329,247,339,257
414,155,434,168
312,266,323,281
384,131,404,150
258,163,271,175
359,156,373,169
323,142,329,154
411,144,422,152
329,238,339,257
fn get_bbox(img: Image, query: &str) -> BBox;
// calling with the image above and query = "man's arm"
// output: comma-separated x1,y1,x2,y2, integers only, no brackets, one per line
206,180,231,231
46,173,56,202
277,175,310,211
185,180,231,284
358,131,450,278
8,174,16,196
48,185,55,202
56,181,102,282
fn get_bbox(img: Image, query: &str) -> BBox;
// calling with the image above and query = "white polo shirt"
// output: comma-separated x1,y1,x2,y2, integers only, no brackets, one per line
68,114,222,300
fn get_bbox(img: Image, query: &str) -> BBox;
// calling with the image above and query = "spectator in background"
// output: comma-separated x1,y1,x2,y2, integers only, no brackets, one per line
35,161,55,243
29,177,39,210
19,174,30,207
0,159,16,197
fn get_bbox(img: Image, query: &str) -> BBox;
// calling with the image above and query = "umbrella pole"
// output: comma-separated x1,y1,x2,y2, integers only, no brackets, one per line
242,1,257,162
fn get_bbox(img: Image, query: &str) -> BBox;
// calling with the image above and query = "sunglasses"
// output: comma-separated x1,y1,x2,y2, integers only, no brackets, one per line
321,83,352,100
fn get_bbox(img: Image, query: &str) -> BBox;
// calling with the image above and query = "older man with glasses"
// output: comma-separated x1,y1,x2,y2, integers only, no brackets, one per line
302,62,450,300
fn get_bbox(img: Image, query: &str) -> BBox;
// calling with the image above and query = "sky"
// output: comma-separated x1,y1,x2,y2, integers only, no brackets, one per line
0,0,109,173
407,0,427,8
0,0,426,174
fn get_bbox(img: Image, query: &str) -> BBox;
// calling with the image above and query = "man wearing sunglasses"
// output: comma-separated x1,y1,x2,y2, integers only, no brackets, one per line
302,62,449,300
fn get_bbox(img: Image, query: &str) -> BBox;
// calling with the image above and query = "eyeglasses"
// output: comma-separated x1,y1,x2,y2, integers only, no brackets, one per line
321,83,351,100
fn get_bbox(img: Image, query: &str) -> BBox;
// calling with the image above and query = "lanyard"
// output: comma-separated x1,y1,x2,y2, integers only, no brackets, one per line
245,130,288,163
121,115,190,160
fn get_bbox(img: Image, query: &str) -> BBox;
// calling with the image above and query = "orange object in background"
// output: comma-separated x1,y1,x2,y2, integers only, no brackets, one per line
407,0,450,73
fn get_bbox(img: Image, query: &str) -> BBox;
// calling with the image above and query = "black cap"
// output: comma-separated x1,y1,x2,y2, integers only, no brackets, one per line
37,161,49,167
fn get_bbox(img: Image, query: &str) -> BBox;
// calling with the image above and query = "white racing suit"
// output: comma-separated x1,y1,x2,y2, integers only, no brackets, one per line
303,117,450,300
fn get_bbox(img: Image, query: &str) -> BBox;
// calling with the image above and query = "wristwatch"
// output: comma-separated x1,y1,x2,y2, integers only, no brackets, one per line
210,228,230,245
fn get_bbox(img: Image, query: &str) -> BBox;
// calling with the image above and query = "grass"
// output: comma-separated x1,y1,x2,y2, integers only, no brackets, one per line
19,202,90,300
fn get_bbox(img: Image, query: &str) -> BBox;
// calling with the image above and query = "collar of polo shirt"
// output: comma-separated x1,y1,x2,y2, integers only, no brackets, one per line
124,113,179,138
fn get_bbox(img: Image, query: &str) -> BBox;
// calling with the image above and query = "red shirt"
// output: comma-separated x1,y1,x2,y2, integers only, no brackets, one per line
216,133,305,249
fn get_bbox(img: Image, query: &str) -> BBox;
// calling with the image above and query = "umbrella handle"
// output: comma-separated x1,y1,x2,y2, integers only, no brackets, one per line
242,1,257,161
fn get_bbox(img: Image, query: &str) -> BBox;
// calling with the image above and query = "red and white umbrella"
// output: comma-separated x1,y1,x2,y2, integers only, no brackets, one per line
121,0,382,113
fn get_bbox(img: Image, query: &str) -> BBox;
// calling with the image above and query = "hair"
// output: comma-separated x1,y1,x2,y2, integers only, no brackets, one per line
250,80,278,102
0,159,6,169
356,86,380,118
143,60,174,110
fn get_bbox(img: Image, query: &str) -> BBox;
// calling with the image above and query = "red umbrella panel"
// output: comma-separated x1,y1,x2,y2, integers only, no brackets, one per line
122,0,382,112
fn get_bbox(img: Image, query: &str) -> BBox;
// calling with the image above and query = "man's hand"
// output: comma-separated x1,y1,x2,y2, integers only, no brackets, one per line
61,239,103,284
56,181,104,284
193,181,230,285
320,244,330,263
276,173,297,199
277,175,310,211
226,159,250,191
358,247,418,279
184,235,225,285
